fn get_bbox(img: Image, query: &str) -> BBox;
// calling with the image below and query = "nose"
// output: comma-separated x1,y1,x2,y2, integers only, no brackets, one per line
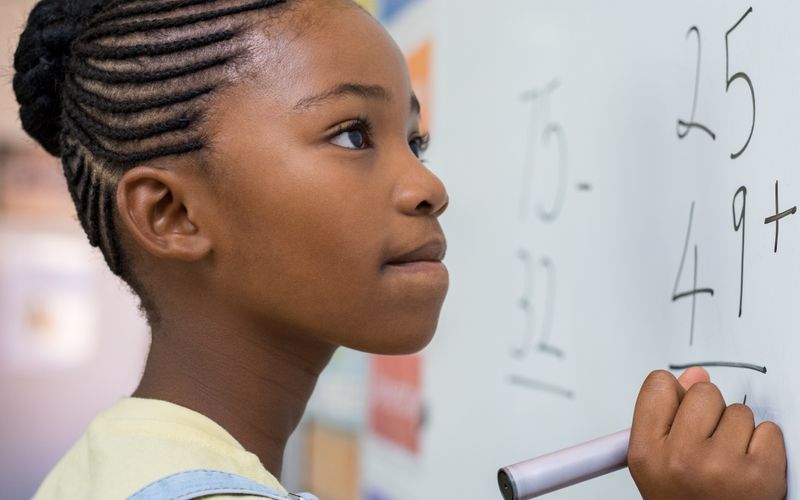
394,160,449,217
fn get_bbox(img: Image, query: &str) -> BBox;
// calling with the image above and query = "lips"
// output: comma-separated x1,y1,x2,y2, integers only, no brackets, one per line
384,237,447,266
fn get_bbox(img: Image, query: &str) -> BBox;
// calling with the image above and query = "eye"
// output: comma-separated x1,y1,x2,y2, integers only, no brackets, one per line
409,132,431,159
330,119,372,150
331,129,366,149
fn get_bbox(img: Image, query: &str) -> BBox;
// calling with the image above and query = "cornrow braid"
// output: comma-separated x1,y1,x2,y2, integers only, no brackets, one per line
72,28,239,59
89,0,224,25
79,0,284,41
71,52,239,84
64,76,217,114
14,0,288,322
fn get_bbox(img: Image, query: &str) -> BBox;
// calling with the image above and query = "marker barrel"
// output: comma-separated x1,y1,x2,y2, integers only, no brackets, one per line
497,429,630,499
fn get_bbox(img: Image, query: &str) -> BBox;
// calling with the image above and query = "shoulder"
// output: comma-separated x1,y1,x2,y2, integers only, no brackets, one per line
126,469,314,500
34,398,287,500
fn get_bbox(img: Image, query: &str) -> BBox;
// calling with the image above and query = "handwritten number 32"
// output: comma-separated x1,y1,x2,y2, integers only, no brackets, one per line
677,7,755,160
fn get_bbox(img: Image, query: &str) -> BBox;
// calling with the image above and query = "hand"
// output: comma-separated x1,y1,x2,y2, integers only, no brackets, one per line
628,368,786,500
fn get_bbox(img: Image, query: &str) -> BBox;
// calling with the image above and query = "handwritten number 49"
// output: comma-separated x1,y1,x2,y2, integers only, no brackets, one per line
677,7,755,160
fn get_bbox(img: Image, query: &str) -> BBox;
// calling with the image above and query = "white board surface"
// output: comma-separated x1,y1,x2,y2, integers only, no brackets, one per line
368,1,800,499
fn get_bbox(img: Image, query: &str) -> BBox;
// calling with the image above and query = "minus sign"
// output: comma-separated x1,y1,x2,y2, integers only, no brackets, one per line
576,182,592,191
508,374,575,399
669,361,767,374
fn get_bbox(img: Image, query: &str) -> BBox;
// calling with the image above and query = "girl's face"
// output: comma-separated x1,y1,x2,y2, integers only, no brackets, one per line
191,2,449,354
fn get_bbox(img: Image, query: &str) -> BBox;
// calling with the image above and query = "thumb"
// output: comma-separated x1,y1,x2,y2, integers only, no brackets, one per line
677,366,710,390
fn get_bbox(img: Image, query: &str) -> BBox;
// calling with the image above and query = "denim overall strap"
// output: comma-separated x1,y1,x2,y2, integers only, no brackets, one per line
127,469,319,500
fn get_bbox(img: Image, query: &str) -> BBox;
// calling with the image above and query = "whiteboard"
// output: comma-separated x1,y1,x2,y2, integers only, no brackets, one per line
365,1,800,499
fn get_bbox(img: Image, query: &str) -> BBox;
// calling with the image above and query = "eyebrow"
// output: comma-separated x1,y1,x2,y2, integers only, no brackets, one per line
293,82,422,116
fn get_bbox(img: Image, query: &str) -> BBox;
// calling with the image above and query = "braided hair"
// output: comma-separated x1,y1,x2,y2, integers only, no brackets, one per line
13,0,290,320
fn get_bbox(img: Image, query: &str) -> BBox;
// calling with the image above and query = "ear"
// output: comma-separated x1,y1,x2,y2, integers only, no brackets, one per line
115,166,212,262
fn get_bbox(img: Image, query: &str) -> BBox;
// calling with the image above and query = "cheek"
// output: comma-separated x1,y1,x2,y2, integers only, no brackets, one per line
214,155,448,354
216,161,388,331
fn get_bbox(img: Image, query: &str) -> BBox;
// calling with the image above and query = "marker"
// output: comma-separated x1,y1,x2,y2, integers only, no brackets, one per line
497,428,630,499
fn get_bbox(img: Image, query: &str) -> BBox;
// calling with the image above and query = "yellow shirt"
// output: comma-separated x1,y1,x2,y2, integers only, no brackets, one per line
34,397,288,500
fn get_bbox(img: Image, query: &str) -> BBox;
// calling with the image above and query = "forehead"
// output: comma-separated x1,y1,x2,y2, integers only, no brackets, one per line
246,2,413,109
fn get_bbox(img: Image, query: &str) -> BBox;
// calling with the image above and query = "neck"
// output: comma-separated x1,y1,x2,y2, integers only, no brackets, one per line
132,305,336,478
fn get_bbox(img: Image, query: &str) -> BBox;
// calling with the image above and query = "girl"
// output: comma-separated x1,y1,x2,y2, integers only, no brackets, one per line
12,0,787,498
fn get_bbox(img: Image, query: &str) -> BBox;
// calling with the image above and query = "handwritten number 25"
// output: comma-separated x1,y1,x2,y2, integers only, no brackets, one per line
677,7,755,160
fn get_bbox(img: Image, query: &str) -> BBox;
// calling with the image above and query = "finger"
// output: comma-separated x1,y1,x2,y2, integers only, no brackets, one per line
669,381,726,442
711,403,755,455
747,422,788,499
677,366,710,391
748,421,786,466
630,370,685,445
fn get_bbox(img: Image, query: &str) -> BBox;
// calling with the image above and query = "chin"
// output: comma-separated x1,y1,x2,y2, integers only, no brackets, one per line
363,316,441,356
335,288,448,355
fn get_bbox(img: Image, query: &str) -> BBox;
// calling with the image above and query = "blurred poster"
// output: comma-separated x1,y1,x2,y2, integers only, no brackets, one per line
306,348,367,431
353,0,420,22
364,488,397,500
365,19,432,460
0,231,98,371
367,354,422,454
379,0,420,23
407,39,432,132
362,6,433,496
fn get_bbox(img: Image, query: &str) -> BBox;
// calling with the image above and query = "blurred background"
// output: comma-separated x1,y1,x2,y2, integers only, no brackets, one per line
7,1,796,499
0,1,430,499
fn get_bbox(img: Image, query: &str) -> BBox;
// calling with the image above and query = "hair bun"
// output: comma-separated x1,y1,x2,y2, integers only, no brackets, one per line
13,0,106,157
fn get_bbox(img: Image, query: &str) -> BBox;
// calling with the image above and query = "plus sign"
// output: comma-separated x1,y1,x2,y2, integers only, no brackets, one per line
764,180,796,253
